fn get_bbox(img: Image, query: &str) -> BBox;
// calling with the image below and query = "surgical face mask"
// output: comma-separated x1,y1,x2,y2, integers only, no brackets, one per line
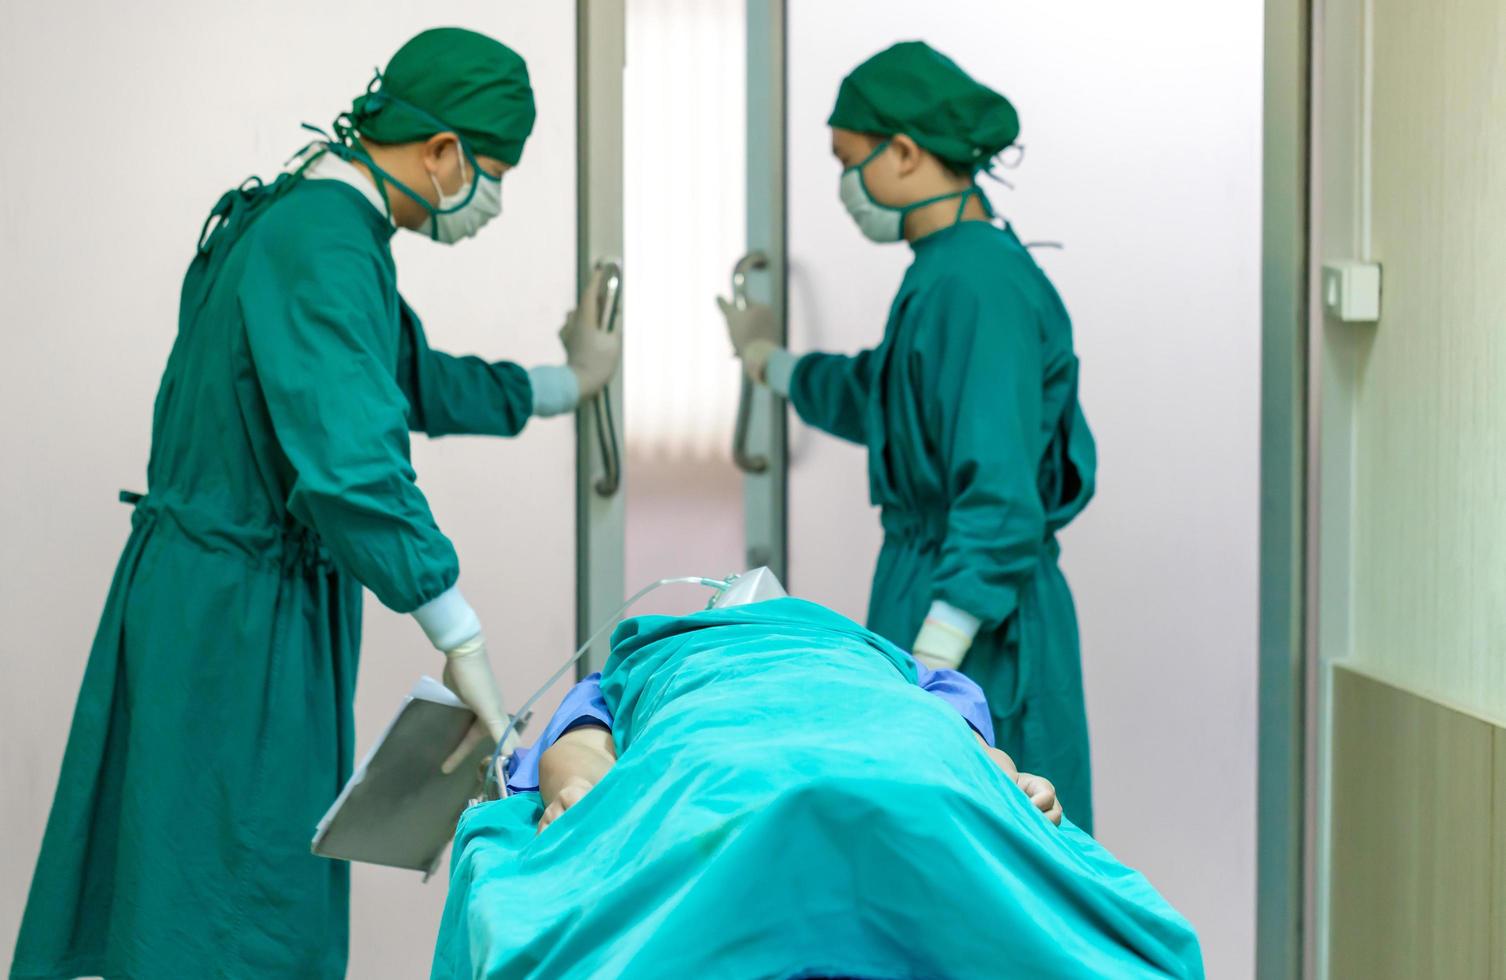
425,152,503,245
839,140,980,244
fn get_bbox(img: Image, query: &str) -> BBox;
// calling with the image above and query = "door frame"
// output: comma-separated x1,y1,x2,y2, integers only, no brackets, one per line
1257,0,1316,976
1302,0,1376,975
740,0,790,581
575,0,627,674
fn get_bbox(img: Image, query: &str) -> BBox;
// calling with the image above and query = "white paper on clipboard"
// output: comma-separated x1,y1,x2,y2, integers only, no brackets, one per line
311,676,488,878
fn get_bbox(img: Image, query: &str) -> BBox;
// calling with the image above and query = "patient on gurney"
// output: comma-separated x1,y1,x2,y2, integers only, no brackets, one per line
512,649,1063,833
432,597,1204,980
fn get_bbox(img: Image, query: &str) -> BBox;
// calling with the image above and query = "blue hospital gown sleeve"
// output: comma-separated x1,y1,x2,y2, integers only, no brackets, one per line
917,664,996,747
505,674,614,793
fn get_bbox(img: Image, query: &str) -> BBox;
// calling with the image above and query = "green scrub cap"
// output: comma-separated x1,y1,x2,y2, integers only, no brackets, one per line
827,41,1019,172
347,27,536,166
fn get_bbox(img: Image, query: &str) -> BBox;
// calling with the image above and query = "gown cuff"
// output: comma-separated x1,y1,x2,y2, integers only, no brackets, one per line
527,365,581,418
912,601,982,671
412,585,482,651
764,347,799,398
925,599,982,641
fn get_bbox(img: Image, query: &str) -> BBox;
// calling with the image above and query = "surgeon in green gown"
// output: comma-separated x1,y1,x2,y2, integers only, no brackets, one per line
11,28,619,980
720,41,1098,831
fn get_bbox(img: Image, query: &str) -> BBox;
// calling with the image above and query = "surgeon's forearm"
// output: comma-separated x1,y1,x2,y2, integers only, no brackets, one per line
538,724,617,805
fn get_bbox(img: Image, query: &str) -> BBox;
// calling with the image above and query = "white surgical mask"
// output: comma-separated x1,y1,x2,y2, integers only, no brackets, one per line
426,153,503,244
839,139,980,244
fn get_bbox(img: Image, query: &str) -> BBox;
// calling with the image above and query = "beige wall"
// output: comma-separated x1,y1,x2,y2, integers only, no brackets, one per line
0,5,578,977
1350,0,1506,723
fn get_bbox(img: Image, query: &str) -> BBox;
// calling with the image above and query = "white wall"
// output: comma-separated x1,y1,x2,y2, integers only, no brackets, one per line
785,4,1264,977
0,4,577,977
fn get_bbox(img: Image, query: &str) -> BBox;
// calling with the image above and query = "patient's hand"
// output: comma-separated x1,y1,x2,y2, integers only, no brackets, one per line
974,732,1063,826
1014,772,1063,826
536,724,616,834
538,777,596,833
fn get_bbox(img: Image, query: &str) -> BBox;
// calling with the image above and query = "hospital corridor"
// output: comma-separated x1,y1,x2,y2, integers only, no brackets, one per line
0,1,1502,978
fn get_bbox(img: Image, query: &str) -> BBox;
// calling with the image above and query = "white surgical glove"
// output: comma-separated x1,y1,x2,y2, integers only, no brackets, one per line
410,586,512,775
716,296,782,384
561,268,622,400
440,633,511,775
911,600,983,671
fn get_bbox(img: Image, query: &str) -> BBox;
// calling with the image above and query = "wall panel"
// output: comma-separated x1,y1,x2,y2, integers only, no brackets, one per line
1351,0,1506,721
1328,666,1495,979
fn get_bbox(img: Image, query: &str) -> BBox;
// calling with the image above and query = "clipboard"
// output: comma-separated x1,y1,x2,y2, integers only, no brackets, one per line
312,676,488,878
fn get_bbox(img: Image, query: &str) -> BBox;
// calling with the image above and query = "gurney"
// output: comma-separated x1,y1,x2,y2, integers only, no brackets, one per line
432,571,1204,979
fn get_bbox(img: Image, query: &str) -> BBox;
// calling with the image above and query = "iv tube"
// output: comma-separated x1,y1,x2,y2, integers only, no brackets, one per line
487,576,727,796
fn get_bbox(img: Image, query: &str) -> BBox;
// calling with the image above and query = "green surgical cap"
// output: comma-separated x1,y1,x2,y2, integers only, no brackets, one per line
349,27,537,165
827,41,1019,171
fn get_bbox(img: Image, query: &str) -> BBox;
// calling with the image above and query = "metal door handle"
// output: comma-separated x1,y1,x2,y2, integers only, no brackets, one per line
730,251,770,474
591,259,623,497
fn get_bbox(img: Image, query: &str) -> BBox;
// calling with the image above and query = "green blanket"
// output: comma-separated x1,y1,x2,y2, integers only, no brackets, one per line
432,599,1202,979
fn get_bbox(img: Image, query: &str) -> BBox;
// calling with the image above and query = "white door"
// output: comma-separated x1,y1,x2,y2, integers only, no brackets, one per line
614,0,774,625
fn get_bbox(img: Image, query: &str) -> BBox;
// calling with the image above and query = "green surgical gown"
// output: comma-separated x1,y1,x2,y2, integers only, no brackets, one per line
11,175,535,979
789,220,1098,831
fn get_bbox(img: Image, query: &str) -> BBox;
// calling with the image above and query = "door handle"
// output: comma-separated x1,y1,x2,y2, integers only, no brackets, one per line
590,259,623,497
730,251,770,474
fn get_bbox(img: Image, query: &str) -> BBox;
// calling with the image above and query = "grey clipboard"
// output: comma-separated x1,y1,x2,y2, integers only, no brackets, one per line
311,676,488,878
